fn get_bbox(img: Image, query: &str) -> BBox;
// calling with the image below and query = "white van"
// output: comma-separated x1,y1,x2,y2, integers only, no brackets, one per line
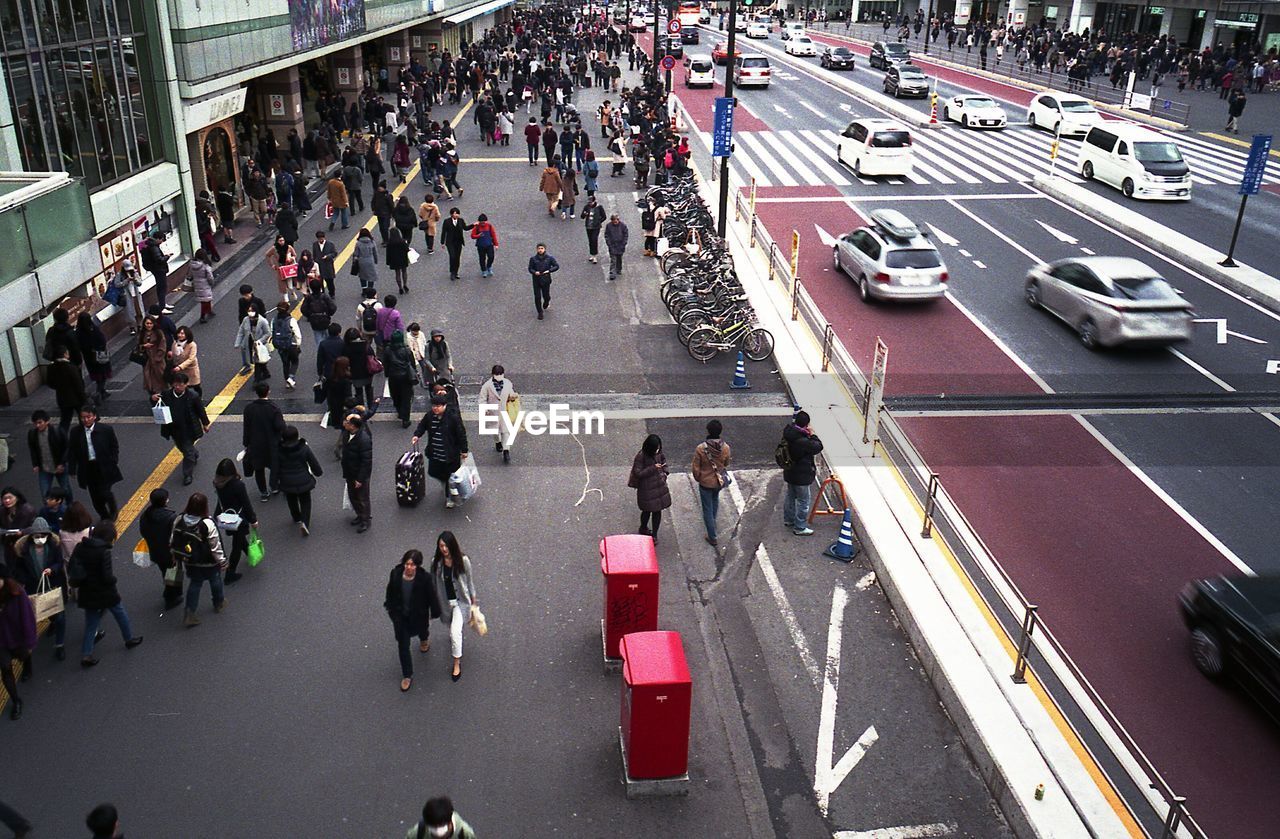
1078,123,1191,200
684,54,715,87
733,54,771,87
781,22,805,40
836,119,914,178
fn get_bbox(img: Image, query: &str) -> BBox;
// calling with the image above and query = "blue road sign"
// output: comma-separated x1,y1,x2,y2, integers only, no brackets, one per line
1239,133,1273,196
713,97,735,158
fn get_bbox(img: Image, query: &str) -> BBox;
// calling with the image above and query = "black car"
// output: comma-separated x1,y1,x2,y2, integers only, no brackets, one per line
820,46,855,70
1180,575,1280,718
659,35,684,60
883,64,929,98
869,40,910,70
681,28,700,44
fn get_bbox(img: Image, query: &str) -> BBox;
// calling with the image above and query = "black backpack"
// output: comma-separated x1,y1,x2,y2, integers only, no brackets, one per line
171,518,214,565
774,435,794,470
641,208,655,230
271,315,296,350
361,304,379,334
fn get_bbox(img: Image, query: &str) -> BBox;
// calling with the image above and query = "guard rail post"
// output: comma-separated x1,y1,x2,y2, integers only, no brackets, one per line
1011,604,1040,684
790,273,799,321
920,472,940,537
1159,796,1187,839
820,323,834,372
767,241,778,282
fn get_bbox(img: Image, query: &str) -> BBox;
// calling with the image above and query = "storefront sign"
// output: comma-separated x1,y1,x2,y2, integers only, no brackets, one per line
269,94,286,116
183,88,248,134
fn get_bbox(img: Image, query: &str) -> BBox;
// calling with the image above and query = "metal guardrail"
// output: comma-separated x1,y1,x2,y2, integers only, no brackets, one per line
813,22,1193,127
732,189,1206,839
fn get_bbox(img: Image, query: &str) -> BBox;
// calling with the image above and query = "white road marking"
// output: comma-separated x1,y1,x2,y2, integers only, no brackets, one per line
958,248,971,257
927,224,959,247
1035,219,1079,244
773,103,794,118
815,585,878,817
1268,360,1280,374
1079,246,1095,254
1192,318,1268,345
972,260,986,268
752,542,822,689
814,223,840,248
834,822,957,839
853,571,876,591
801,100,833,120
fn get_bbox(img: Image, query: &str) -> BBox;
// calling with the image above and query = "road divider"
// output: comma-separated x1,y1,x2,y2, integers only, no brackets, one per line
1033,174,1280,314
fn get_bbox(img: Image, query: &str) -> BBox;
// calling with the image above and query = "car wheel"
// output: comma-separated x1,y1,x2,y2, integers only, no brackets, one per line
1025,281,1041,308
1122,178,1135,198
962,115,970,127
859,276,872,302
853,158,862,177
1028,112,1036,129
1190,626,1226,679
1078,319,1099,350
1053,120,1062,134
832,248,842,274
942,105,950,121
1082,161,1095,180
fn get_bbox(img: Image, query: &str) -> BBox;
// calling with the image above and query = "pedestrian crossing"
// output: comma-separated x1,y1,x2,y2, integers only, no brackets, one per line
707,125,1280,188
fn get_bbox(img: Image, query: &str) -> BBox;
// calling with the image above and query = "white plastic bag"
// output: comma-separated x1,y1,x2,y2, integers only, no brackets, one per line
407,247,420,265
448,458,482,503
152,404,172,425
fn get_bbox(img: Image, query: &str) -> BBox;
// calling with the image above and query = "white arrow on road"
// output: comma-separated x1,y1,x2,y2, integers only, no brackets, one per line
1035,220,1079,245
773,103,793,118
1193,318,1268,345
815,585,879,817
839,102,855,112
1267,360,1280,374
814,223,840,248
834,823,957,839
927,224,959,247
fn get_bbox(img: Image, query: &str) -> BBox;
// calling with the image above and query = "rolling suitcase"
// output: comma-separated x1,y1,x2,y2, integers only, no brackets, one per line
395,447,426,507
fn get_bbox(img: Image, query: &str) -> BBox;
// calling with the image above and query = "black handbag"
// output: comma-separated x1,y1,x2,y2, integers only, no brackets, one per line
312,381,326,405
350,260,359,275
128,348,147,366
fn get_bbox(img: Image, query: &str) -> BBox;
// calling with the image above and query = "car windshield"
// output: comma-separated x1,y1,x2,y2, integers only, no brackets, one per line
900,68,925,79
870,131,910,147
833,48,851,56
885,44,909,55
691,61,711,71
1061,100,1095,113
1133,142,1183,163
742,58,768,67
886,249,942,269
1109,275,1179,301
797,37,811,44
965,97,997,108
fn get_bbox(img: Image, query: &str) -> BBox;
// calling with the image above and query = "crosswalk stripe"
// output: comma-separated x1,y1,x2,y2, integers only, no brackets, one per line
793,130,856,185
759,130,823,184
945,129,1056,181
737,132,798,187
909,132,992,183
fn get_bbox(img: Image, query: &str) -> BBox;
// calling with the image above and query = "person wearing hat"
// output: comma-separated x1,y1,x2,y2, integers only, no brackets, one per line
12,516,67,660
411,393,469,509
604,212,629,282
406,796,476,839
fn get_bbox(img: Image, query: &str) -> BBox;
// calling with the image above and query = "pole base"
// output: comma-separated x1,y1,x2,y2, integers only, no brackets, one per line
1219,259,1238,268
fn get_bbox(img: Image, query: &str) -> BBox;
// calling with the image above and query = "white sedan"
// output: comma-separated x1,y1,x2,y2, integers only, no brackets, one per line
746,21,769,38
785,36,818,56
942,95,1008,129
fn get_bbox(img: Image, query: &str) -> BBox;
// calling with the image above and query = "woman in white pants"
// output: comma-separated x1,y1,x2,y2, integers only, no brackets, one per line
432,531,476,682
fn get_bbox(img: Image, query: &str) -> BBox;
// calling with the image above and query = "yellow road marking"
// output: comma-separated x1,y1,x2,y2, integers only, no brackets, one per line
1200,131,1280,158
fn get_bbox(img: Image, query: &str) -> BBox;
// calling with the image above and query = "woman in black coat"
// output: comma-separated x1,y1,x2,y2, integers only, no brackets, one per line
383,548,441,692
385,227,411,294
275,425,323,535
72,521,143,667
392,196,417,246
212,459,258,584
138,487,183,609
342,328,375,407
628,434,671,544
76,313,111,403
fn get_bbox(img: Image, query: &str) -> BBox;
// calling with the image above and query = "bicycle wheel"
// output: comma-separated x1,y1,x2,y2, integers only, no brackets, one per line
661,250,693,275
687,327,720,362
742,327,775,362
677,309,710,345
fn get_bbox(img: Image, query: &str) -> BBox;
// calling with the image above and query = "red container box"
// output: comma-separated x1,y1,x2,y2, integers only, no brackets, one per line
620,631,692,779
600,535,659,660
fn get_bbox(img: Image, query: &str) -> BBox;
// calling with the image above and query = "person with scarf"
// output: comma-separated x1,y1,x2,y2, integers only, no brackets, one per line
477,364,519,463
265,235,298,304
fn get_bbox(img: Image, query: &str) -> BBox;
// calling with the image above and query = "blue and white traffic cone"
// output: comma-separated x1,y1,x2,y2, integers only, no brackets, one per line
730,352,751,389
824,508,859,562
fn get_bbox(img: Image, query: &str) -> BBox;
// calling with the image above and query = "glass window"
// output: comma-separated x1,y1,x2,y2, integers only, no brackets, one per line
886,249,942,269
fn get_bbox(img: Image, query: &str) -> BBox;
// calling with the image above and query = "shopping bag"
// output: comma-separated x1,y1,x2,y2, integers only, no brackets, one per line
246,529,265,568
164,564,183,585
215,510,243,533
325,201,334,219
448,458,482,503
253,340,271,364
151,404,172,425
132,538,152,569
407,248,420,265
469,605,489,636
320,410,331,428
31,575,64,622
504,394,521,425
313,381,326,405
278,263,299,280
342,484,352,511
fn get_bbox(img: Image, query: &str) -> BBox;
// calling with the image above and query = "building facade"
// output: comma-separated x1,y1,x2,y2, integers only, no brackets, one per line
0,0,513,403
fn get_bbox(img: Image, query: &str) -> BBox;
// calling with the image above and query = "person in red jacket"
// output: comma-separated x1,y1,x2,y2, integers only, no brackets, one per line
470,213,499,278
524,117,542,166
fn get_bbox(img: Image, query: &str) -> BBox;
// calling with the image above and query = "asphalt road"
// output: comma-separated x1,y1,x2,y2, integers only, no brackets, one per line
673,26,1280,839
0,59,1009,839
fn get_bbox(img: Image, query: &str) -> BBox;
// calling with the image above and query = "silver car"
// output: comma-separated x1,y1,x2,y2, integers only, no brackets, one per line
833,209,948,302
1025,257,1194,349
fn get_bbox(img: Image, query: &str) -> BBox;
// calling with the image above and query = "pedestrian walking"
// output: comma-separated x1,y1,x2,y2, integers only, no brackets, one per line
582,149,600,196
470,213,499,277
478,364,518,463
325,356,354,456
314,230,339,297
432,531,477,681
411,394,469,508
343,327,377,405
393,195,417,246
10,517,65,664
405,797,477,839
67,407,121,520
384,548,441,692
357,287,382,343
266,235,299,305
441,207,472,281
138,488,183,610
353,228,380,292
1226,88,1246,134
243,381,285,501
71,521,144,667
270,302,302,389
341,159,365,213
326,173,351,230
691,420,732,546
525,117,542,165
235,306,272,384
539,162,564,215
135,315,167,396
276,425,323,536
170,491,227,626
188,248,216,323
44,346,86,431
418,194,442,254
604,212,628,281
583,196,606,263
28,410,71,501
342,413,373,532
0,571,37,719
528,242,559,320
628,434,672,544
377,293,406,348
780,410,824,535
301,280,337,347
387,228,411,293
113,259,145,334
76,313,111,404
152,372,210,486
165,325,203,400
384,330,417,427
440,141,463,198
425,328,454,383
212,458,257,584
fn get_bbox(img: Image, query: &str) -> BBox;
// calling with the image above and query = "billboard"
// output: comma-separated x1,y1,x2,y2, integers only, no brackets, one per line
290,0,366,52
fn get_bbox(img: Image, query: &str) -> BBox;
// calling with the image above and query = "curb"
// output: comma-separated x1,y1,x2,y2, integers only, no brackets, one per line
1032,174,1280,313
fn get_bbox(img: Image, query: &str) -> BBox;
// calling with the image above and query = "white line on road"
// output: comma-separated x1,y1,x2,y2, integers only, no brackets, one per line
815,585,877,817
853,571,876,591
750,193,1041,203
927,224,959,247
972,260,986,268
833,822,957,839
1035,219,1080,244
958,248,971,257
1079,246,1096,255
753,542,822,690
801,100,833,120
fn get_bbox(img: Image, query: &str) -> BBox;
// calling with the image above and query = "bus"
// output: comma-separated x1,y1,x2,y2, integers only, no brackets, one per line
677,4,702,27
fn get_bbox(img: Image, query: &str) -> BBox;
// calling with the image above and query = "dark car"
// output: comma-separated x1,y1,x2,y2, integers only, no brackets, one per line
1180,575,1280,719
883,64,929,98
820,46,855,70
870,40,910,69
659,35,684,60
681,28,700,44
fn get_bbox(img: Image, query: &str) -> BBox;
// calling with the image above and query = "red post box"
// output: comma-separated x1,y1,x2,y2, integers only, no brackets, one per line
600,535,659,663
619,631,692,781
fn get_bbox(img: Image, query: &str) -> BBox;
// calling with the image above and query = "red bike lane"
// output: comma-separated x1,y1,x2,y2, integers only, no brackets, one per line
751,188,1280,839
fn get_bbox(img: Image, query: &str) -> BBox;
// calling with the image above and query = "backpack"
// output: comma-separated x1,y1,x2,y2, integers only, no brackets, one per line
774,435,794,470
361,304,379,334
67,549,88,586
476,227,494,248
171,518,214,565
271,315,296,350
641,209,655,230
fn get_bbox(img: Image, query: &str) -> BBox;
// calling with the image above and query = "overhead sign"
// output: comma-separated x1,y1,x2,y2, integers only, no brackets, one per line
661,55,676,70
712,96,735,158
668,18,682,33
1239,134,1272,196
182,87,247,133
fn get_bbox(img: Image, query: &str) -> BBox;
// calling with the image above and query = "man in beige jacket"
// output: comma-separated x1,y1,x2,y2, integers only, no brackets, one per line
691,419,732,547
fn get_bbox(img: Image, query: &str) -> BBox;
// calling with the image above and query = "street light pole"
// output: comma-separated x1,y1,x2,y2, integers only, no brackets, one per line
716,0,739,238
653,1,661,74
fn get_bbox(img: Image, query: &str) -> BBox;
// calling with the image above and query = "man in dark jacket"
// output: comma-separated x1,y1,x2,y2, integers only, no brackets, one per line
42,307,81,365
341,414,373,532
782,410,823,536
603,213,628,281
440,207,472,281
242,382,285,501
313,230,339,297
411,393,469,508
274,204,299,247
371,181,395,244
138,487,183,609
67,406,122,520
45,348,87,431
316,322,345,381
153,373,210,485
28,409,71,500
300,280,337,346
342,160,366,213
527,243,560,319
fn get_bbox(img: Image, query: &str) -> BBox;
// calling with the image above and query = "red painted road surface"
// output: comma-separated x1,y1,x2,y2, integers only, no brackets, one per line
753,189,1280,839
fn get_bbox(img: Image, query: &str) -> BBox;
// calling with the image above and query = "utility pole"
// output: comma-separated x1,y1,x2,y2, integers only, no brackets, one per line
922,0,934,54
716,0,741,238
653,0,661,74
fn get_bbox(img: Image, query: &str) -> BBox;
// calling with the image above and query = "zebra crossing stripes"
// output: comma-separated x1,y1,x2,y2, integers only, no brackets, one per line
713,126,1279,188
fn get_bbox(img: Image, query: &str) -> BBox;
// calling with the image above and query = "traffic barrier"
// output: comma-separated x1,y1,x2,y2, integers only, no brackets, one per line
600,535,659,673
824,508,860,562
729,351,751,389
929,92,938,125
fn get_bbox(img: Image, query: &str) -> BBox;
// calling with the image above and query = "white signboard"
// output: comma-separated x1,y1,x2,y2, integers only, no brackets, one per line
954,2,971,25
866,338,889,444
337,66,351,86
389,46,402,63
269,94,285,117
182,87,247,133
